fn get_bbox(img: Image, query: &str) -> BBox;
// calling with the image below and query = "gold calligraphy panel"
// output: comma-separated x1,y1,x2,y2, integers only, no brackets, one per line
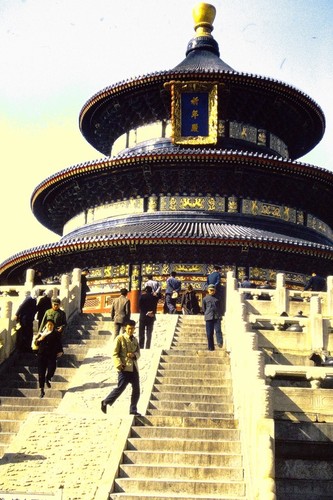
160,195,225,212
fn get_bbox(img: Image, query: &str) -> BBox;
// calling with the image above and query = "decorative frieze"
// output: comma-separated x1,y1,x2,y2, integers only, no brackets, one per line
160,195,225,212
242,199,297,223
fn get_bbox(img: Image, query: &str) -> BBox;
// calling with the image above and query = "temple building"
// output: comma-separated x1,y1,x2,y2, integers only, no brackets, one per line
1,3,332,310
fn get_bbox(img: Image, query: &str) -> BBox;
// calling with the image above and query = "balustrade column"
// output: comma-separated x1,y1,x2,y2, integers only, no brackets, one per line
72,268,82,313
327,276,333,316
60,274,70,319
310,295,324,350
274,273,287,314
24,268,35,290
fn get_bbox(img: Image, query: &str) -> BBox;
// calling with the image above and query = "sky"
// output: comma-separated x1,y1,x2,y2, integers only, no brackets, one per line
0,0,332,266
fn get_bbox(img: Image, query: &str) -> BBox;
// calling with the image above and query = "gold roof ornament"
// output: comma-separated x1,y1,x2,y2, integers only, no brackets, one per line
192,3,216,38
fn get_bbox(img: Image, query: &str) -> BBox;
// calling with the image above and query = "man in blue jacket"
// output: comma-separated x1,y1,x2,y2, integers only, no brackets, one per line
202,284,223,351
164,271,181,314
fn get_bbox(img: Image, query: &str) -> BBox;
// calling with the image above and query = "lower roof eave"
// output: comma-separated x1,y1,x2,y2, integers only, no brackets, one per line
1,235,333,283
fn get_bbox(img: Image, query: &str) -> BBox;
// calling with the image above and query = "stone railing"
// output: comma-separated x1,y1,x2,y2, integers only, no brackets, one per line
225,270,276,500
240,274,333,318
225,271,333,498
0,268,82,365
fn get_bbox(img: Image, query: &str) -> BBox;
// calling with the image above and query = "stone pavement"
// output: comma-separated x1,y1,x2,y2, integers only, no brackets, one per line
0,314,178,500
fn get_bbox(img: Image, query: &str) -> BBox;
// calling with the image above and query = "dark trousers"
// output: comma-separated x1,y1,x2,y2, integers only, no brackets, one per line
165,293,177,314
205,319,223,350
37,354,57,389
103,368,140,413
139,317,154,349
114,322,126,336
16,323,34,352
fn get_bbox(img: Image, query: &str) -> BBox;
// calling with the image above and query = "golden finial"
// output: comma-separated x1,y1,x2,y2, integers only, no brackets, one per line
192,3,216,37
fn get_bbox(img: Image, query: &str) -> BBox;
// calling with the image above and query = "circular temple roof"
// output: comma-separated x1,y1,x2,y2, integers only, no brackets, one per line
79,4,325,159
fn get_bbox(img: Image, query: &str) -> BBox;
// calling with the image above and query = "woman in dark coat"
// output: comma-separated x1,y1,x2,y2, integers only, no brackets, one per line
181,284,200,315
34,318,63,398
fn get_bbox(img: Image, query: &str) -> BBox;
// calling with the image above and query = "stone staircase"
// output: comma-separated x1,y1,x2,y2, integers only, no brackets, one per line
0,313,112,457
110,315,246,499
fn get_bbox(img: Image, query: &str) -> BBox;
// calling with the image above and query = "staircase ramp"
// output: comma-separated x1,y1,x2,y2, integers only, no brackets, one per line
110,315,246,500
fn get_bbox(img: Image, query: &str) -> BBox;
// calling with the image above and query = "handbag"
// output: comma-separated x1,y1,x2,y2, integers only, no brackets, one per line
31,333,40,351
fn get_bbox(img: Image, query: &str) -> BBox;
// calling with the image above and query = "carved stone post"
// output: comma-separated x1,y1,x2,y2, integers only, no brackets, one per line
60,274,70,319
310,295,324,350
274,273,287,314
326,276,333,316
72,268,82,313
24,269,35,290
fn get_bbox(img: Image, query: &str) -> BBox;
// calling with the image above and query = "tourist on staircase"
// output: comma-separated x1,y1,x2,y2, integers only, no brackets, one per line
34,318,63,398
101,320,141,416
202,284,223,351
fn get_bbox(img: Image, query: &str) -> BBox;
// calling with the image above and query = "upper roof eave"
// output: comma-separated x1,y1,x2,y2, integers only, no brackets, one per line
79,68,325,157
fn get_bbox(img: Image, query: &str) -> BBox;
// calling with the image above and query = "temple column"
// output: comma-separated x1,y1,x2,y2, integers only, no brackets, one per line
129,264,141,313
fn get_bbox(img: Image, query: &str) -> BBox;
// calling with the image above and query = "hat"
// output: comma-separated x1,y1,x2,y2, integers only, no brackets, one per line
51,297,61,304
207,284,216,290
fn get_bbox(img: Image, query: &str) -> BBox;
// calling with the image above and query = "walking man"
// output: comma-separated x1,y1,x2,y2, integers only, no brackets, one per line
111,288,131,336
138,286,158,349
39,297,67,334
202,284,223,350
101,320,141,416
164,271,181,314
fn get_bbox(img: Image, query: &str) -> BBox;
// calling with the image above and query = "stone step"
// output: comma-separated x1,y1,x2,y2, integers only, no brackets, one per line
119,464,244,481
159,354,228,364
172,342,218,350
0,431,16,444
156,369,230,379
5,380,69,390
13,366,77,377
162,349,227,358
123,449,243,467
152,384,232,395
127,437,241,454
7,371,75,384
146,408,234,418
155,376,230,386
113,478,246,497
0,396,60,407
150,391,232,404
130,425,240,441
147,400,234,414
0,419,22,433
0,388,66,398
0,410,29,420
135,415,238,429
174,329,207,336
158,362,229,372
110,495,243,500
0,405,55,413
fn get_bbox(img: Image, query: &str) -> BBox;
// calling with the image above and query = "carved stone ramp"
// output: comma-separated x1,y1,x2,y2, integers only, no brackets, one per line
0,313,112,457
110,315,246,499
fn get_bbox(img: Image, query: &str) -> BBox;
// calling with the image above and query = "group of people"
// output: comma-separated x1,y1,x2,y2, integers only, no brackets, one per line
101,266,329,416
109,266,226,353
101,266,226,415
15,289,67,399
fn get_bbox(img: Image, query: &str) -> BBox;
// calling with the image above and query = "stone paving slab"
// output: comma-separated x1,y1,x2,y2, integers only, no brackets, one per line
0,315,178,500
